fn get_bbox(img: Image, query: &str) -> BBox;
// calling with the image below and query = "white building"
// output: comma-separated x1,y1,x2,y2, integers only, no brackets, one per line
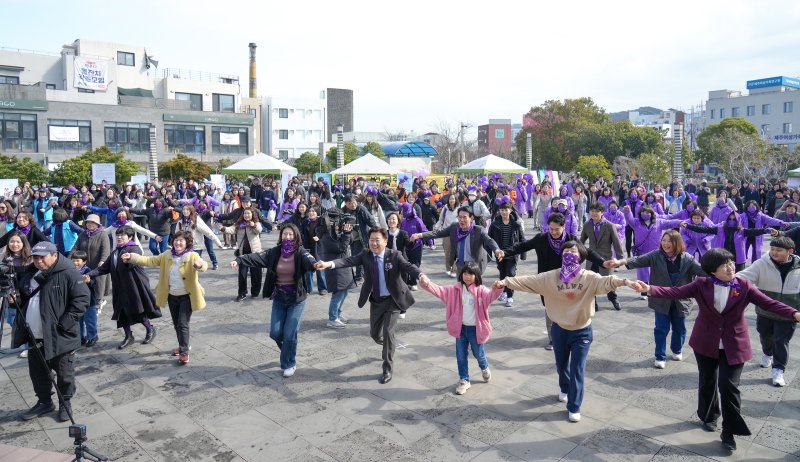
705,76,800,150
262,94,326,160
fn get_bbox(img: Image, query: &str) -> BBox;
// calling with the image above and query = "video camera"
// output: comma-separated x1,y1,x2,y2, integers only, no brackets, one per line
0,260,16,297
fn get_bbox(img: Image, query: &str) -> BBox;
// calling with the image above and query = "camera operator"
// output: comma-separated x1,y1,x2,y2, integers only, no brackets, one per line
342,193,378,282
12,241,90,422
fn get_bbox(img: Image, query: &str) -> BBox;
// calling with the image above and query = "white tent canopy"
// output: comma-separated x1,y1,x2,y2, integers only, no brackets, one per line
329,153,403,175
221,152,297,176
454,154,528,174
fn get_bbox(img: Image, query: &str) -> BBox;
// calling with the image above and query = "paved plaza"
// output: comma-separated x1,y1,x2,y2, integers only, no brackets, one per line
1,224,799,461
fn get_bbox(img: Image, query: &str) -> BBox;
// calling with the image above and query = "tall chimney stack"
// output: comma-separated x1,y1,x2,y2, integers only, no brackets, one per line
248,42,257,98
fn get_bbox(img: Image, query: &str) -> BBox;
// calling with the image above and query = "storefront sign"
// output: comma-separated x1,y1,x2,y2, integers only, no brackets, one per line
163,113,253,126
0,99,48,111
49,126,80,142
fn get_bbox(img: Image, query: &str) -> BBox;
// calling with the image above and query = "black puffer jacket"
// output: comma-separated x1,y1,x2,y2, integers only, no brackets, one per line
13,255,90,359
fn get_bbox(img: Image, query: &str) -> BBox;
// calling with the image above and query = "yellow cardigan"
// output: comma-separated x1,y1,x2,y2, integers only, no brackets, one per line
128,251,208,311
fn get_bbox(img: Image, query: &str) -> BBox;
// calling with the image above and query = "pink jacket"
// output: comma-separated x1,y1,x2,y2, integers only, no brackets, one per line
422,281,504,344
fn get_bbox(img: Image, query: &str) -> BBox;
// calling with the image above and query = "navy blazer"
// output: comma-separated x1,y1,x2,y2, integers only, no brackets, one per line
332,248,421,309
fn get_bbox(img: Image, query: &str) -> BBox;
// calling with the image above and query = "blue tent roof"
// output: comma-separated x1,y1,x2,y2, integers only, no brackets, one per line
357,141,438,157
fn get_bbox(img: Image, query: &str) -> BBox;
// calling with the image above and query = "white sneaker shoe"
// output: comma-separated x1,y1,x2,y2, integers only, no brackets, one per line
98,299,107,314
671,353,683,361
772,368,786,387
455,380,471,395
568,412,581,422
558,392,568,403
654,360,666,369
410,285,419,291
760,354,773,368
446,271,452,277
505,297,513,307
639,295,648,301
498,293,508,302
449,271,456,278
282,366,296,377
18,349,28,358
326,319,346,329
399,312,406,319
481,368,491,382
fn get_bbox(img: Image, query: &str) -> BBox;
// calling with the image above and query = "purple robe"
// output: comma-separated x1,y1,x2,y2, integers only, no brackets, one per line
681,217,715,258
279,198,299,221
624,207,682,282
514,184,529,214
710,204,734,224
740,211,785,261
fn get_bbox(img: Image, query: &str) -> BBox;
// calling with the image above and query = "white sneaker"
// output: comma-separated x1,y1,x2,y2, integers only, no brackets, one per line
326,319,346,329
558,392,568,403
505,298,513,307
282,366,296,377
671,353,683,361
760,354,773,368
446,271,452,277
498,293,508,302
449,271,456,278
654,360,666,369
410,285,419,291
18,349,28,359
455,380,471,395
481,368,491,382
772,369,786,387
568,412,581,422
399,312,406,319
98,299,107,314
639,295,648,301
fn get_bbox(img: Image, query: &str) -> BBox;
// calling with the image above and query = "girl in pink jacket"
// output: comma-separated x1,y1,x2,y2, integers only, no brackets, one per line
419,262,504,396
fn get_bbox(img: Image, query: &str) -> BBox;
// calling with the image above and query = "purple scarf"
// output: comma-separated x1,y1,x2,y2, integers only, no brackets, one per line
560,252,582,284
171,247,193,257
455,223,473,242
16,224,31,235
111,218,128,228
239,221,249,229
709,275,740,289
547,232,566,254
0,214,8,222
86,227,103,237
117,240,138,250
281,239,296,258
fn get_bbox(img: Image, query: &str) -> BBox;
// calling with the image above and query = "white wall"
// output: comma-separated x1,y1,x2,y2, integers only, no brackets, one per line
263,95,326,158
0,50,62,87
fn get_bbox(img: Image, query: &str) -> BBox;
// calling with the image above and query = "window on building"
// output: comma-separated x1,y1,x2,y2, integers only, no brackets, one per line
746,105,755,116
710,109,715,119
762,104,772,115
212,93,235,113
278,129,289,140
784,123,793,134
785,101,794,113
48,119,91,152
117,51,135,66
105,122,151,153
495,128,505,138
278,108,289,118
212,126,248,155
164,124,205,154
46,83,56,90
175,92,202,111
278,150,289,160
761,124,771,134
731,107,740,117
719,108,726,119
0,75,20,84
77,88,95,94
0,113,37,152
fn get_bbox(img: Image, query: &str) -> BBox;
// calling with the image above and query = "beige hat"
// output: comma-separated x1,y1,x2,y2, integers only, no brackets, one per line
85,214,102,226
555,199,568,206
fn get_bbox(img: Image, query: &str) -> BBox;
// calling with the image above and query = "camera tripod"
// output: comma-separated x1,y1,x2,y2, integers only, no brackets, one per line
8,291,108,461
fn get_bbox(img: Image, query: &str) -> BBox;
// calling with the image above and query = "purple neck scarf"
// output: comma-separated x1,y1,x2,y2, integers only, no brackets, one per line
117,240,137,250
560,252,582,284
111,218,128,228
709,275,740,289
455,223,474,242
281,239,296,258
86,227,103,237
171,247,192,257
547,232,566,255
0,214,8,222
16,224,31,235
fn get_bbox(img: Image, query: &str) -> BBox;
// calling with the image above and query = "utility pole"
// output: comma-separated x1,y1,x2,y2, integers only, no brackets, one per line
460,122,467,166
526,133,532,171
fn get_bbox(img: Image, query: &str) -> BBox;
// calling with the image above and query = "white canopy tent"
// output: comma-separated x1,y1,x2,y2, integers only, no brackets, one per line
220,152,297,176
329,153,403,175
454,154,528,174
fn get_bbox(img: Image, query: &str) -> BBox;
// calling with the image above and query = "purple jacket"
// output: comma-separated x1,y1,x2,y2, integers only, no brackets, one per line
623,198,645,222
644,200,665,215
597,195,615,210
740,211,785,260
278,198,300,221
710,204,734,224
543,207,578,235
651,277,797,364
401,205,431,248
603,208,626,242
681,217,715,257
686,219,771,265
514,184,529,214
624,208,681,256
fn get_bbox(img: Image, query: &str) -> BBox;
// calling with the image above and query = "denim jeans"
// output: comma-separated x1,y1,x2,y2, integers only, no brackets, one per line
270,291,307,369
551,322,593,413
80,306,98,341
149,234,170,255
203,236,218,266
455,325,488,381
654,303,686,361
328,289,349,322
304,270,327,294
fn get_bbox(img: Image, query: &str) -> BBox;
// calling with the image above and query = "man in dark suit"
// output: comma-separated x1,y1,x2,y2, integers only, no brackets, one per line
580,202,625,310
316,227,422,384
411,206,502,274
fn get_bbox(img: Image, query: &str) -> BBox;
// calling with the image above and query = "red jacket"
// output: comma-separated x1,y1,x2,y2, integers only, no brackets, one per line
650,277,797,364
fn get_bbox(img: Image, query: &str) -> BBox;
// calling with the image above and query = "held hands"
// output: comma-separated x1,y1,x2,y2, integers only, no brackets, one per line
410,233,422,241
635,281,651,294
624,280,645,292
680,222,688,228
418,273,431,287
120,253,131,262
229,260,238,269
770,228,780,237
342,223,353,233
623,205,631,212
315,261,333,270
495,250,505,262
83,275,91,284
155,235,163,243
492,280,506,290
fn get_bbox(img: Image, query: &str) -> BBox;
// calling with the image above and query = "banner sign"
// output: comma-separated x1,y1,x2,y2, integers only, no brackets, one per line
0,179,17,198
92,163,116,184
74,56,109,91
130,174,147,186
219,133,240,145
49,126,80,142
209,174,226,192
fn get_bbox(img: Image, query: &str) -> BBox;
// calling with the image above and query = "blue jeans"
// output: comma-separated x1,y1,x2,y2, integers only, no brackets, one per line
38,220,52,234
304,270,328,294
456,325,488,381
270,291,307,369
149,234,170,255
203,236,218,266
328,289,349,322
80,306,98,340
551,323,593,413
654,303,686,361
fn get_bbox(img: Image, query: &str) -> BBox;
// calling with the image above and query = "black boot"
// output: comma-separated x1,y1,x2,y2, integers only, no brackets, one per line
721,431,736,451
611,299,621,311
118,335,134,349
143,326,157,344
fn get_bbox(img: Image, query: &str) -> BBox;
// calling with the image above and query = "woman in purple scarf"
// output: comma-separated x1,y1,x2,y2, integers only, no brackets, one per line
0,211,47,248
623,204,682,298
740,200,786,263
278,189,300,222
681,210,715,259
400,203,430,290
514,177,529,216
710,191,735,224
682,211,777,271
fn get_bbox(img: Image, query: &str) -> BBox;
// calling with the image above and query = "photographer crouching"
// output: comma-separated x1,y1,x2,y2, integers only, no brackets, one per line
11,241,90,422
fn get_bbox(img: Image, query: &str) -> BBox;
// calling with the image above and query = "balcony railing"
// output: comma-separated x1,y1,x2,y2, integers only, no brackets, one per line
161,68,239,85
0,82,47,100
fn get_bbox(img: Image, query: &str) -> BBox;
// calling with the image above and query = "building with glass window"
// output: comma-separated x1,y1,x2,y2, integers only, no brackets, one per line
0,39,257,170
477,119,513,156
262,94,326,161
705,76,800,150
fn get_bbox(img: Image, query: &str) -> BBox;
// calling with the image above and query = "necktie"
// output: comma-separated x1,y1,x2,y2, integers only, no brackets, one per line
593,222,601,241
372,254,381,297
458,239,466,266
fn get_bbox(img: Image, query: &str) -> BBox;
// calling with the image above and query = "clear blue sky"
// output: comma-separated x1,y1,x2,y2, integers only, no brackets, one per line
3,0,800,136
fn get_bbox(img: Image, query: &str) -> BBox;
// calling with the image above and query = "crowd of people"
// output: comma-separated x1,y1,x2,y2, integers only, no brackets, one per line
4,172,800,452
